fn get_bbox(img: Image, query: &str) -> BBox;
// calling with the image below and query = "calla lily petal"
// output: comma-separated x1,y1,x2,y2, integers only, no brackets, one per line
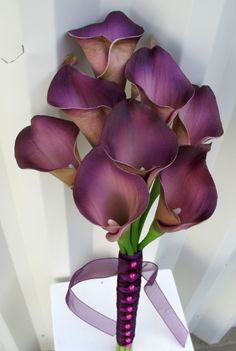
174,86,224,145
47,64,125,146
101,99,178,175
68,11,144,87
125,46,194,122
73,146,149,241
155,145,217,232
15,116,80,186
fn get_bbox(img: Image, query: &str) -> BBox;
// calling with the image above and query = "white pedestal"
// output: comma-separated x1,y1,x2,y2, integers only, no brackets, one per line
50,269,194,350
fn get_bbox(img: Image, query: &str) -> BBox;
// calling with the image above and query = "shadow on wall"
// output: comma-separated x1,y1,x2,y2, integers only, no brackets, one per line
129,8,182,62
0,224,40,351
54,0,101,75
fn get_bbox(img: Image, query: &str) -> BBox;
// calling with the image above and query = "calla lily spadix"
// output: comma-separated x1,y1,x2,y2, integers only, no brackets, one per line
173,85,224,145
15,116,80,187
68,11,144,87
125,45,194,122
101,99,178,175
154,144,217,232
47,63,125,146
73,146,149,242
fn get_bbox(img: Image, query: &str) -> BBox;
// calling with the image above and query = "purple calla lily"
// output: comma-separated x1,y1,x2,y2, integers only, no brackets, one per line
47,64,125,146
68,11,144,87
73,146,149,241
125,46,194,122
154,144,217,232
101,99,178,176
173,85,224,145
15,115,80,187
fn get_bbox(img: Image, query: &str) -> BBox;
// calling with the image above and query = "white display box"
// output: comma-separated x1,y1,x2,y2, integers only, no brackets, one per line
50,269,194,351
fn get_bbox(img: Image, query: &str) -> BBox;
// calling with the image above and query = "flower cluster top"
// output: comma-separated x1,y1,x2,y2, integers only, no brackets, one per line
15,11,223,246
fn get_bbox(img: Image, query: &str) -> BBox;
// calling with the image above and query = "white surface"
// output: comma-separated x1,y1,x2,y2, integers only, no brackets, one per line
50,270,194,351
1,0,236,350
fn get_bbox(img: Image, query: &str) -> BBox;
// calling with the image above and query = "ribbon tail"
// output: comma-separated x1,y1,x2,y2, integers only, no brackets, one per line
66,258,118,336
142,261,188,347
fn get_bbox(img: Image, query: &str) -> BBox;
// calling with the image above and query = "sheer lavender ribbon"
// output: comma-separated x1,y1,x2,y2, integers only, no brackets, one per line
65,256,188,347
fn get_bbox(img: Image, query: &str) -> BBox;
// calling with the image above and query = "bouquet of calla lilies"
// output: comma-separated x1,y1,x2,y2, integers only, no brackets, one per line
15,11,223,351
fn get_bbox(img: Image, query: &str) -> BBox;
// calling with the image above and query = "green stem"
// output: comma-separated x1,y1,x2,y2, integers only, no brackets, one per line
138,223,163,251
116,346,133,351
119,178,161,255
118,227,135,256
118,239,126,255
138,178,160,234
128,178,161,252
130,221,139,252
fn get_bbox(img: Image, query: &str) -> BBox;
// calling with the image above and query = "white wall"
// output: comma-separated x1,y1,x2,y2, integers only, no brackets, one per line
0,0,236,350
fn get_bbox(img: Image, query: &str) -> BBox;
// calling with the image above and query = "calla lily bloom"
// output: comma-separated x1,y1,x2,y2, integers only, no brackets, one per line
73,146,149,241
101,99,178,176
15,115,80,187
47,64,125,146
125,46,194,122
173,85,224,145
68,11,144,87
154,144,217,232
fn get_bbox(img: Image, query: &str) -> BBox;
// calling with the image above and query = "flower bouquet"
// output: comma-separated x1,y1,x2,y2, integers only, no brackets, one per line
15,11,223,351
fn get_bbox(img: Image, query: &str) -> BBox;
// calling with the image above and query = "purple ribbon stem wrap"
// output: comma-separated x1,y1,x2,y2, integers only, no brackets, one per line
66,251,188,347
116,251,143,347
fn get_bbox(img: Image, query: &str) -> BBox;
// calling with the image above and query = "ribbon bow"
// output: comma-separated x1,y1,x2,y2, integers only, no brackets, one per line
66,258,188,346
